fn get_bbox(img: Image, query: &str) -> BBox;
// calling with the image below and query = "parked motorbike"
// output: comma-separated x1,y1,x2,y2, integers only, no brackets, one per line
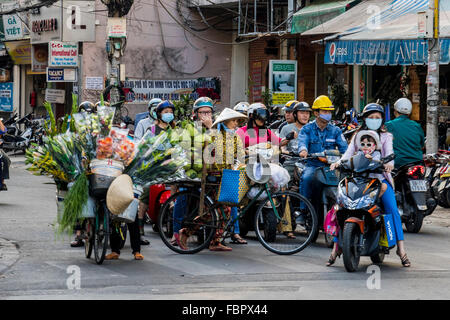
336,153,396,272
393,160,437,233
144,184,172,232
1,113,43,153
297,150,341,248
431,150,450,208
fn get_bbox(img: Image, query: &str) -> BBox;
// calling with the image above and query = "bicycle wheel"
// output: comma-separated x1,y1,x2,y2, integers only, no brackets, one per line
254,191,318,255
84,218,94,259
93,203,110,264
158,190,218,254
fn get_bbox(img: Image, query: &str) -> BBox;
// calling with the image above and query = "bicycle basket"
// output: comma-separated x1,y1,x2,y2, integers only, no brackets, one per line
217,169,249,205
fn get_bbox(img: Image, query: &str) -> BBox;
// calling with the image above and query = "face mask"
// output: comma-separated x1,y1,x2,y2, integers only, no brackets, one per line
319,113,332,122
161,113,174,123
365,118,382,130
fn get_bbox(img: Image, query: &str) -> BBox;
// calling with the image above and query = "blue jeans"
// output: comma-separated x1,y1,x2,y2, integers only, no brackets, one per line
172,188,187,234
299,165,323,209
231,206,240,234
380,179,404,242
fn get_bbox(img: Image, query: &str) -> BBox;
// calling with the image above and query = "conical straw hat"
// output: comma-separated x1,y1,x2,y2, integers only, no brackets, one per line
212,108,248,128
107,174,134,215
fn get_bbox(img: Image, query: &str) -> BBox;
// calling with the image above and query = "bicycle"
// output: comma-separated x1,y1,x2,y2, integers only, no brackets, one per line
158,178,318,255
84,199,110,264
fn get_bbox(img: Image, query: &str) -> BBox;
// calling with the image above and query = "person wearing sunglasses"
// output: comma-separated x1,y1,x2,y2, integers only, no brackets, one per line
329,103,410,268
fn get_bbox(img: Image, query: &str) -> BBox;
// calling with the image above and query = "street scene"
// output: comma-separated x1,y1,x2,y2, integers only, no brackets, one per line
0,0,450,304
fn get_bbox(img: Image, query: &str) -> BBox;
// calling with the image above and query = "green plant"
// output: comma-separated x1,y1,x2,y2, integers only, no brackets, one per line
173,94,193,122
262,88,273,108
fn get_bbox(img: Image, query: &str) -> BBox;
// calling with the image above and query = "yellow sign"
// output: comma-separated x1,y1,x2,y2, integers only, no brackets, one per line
4,40,31,65
272,92,295,105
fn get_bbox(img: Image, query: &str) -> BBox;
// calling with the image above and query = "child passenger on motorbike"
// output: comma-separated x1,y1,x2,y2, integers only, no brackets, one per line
328,103,411,268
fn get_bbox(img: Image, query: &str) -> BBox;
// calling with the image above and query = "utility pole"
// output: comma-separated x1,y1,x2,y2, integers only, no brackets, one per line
426,0,440,154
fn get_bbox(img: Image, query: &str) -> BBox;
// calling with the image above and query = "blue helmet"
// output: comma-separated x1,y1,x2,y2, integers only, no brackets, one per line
362,103,384,119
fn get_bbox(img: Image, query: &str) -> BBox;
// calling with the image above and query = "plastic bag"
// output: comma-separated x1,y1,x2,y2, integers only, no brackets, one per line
96,136,113,159
269,164,291,188
246,186,268,200
97,106,115,136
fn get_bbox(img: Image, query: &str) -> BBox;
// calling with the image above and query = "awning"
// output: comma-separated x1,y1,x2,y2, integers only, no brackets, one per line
290,0,360,34
302,0,392,36
322,0,450,65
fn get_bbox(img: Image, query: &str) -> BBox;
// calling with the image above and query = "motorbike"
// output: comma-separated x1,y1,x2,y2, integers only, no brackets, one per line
424,152,450,209
393,160,437,233
432,150,450,208
1,113,43,153
144,184,172,232
336,153,396,272
297,150,341,248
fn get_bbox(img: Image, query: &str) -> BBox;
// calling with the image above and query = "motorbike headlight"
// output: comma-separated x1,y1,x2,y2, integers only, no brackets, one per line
355,194,375,209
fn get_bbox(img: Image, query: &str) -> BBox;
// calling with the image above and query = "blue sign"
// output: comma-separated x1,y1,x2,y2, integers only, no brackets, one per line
325,39,450,66
46,67,77,82
0,82,13,112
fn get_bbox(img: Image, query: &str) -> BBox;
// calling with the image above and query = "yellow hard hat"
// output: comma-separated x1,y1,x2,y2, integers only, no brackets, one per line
312,95,334,111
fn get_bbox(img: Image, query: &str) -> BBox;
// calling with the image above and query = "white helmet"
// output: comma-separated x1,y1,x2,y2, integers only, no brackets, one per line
247,102,267,115
394,98,412,115
233,102,249,115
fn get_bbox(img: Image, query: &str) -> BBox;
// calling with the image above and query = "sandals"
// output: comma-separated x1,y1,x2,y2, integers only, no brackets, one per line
134,252,144,260
326,248,342,267
396,249,411,267
230,234,247,244
209,243,232,251
174,229,188,250
284,232,296,239
105,252,120,260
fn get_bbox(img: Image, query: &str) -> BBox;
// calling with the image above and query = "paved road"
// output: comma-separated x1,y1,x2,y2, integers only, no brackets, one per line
1,155,450,300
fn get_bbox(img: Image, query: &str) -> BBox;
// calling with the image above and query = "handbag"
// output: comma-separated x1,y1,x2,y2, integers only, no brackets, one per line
217,168,249,205
324,206,339,237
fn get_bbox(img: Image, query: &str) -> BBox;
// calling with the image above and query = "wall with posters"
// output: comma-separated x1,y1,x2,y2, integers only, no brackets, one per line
81,0,232,113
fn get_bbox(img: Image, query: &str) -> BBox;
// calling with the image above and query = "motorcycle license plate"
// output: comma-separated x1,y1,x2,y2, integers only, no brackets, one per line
409,180,427,192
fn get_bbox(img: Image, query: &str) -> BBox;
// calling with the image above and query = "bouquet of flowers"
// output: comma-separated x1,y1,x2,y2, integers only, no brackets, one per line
124,130,188,187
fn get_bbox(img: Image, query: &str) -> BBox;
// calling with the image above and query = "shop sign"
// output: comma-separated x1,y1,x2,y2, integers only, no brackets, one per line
123,78,221,103
45,88,65,104
107,17,126,38
62,0,96,42
268,60,297,106
0,82,13,112
325,39,450,66
2,14,24,40
4,40,31,64
32,44,48,73
0,69,11,82
47,67,77,82
49,41,78,67
30,5,61,43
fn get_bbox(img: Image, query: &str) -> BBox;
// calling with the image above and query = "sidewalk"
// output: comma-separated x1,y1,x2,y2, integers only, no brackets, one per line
0,238,20,276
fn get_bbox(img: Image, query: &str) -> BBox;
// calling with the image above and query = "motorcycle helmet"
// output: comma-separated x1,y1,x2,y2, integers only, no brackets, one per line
193,97,214,113
155,100,175,119
283,100,299,112
394,98,412,115
248,103,269,124
361,103,384,119
78,101,95,113
233,102,249,115
293,101,312,122
148,98,163,120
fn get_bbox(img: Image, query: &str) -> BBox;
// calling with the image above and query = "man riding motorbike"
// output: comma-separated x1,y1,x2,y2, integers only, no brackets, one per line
280,101,312,155
134,98,163,141
297,96,348,224
385,98,425,170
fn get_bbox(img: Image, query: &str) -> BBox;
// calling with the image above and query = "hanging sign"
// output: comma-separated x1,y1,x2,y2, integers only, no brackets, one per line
47,67,77,82
107,17,126,38
32,44,48,73
2,14,24,40
48,41,78,67
0,82,13,112
45,88,65,104
4,40,31,64
325,39,450,66
268,60,297,106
